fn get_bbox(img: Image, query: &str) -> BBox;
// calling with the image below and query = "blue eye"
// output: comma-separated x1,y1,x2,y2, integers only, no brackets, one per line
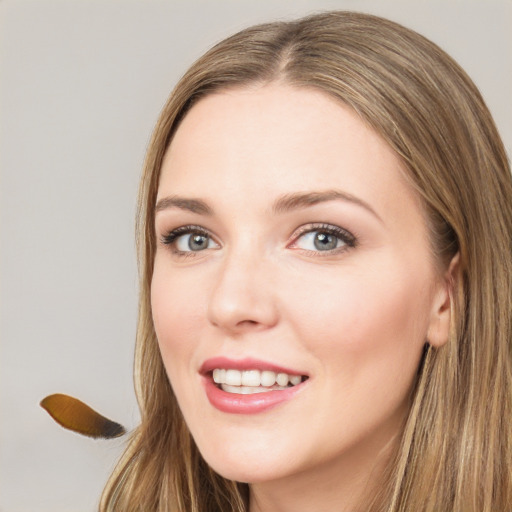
175,233,216,252
293,225,356,252
161,226,218,253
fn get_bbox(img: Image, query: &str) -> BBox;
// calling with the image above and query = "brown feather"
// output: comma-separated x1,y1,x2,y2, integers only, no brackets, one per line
40,393,126,439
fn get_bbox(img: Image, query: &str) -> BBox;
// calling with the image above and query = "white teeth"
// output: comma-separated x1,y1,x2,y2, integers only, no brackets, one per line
212,368,226,384
225,369,242,386
261,370,276,387
289,375,302,386
276,372,288,387
221,384,289,394
211,368,304,389
241,370,260,387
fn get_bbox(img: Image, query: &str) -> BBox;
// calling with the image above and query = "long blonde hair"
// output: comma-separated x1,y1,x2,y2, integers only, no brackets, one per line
101,11,512,511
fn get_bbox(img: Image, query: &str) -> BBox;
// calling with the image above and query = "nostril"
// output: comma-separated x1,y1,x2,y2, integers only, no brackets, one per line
237,319,258,326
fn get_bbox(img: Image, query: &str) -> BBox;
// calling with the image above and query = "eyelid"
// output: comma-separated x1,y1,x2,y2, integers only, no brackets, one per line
288,223,357,252
159,224,220,255
159,222,356,256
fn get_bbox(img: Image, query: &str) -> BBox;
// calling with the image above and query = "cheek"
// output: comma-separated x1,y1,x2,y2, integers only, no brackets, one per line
150,262,207,378
282,263,432,396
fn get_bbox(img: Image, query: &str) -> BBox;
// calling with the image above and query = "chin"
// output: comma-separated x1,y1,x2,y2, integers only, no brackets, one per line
194,434,299,484
205,458,284,485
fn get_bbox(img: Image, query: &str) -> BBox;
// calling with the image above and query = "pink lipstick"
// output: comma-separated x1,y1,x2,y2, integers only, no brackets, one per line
200,357,308,414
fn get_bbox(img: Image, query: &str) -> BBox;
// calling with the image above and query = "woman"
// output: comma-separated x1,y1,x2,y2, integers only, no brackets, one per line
100,11,512,512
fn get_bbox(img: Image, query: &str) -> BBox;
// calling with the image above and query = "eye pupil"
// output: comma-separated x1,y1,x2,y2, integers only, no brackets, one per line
189,234,208,251
314,232,337,251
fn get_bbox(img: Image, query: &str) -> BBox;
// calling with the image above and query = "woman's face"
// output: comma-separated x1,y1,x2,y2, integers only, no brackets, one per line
152,84,450,487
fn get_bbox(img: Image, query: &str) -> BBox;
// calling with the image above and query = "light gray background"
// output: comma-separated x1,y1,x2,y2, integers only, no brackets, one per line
1,1,510,511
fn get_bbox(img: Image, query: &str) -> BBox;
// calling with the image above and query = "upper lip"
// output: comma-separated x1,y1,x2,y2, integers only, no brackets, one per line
200,357,307,376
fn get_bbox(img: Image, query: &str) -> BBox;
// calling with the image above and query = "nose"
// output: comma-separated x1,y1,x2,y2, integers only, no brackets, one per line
207,249,279,333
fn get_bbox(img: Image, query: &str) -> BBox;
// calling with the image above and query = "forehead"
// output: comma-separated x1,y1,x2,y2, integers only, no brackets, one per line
159,84,423,229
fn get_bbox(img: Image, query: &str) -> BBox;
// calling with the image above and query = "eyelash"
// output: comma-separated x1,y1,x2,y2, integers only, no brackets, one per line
289,223,357,255
160,225,214,257
159,223,357,257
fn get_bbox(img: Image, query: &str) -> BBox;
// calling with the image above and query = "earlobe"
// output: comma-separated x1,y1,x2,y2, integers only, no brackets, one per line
427,252,460,348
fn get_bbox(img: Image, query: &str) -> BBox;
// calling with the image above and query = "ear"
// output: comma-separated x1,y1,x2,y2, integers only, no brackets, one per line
427,252,460,348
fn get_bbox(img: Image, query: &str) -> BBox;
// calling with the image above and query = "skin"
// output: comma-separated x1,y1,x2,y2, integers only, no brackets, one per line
151,84,454,512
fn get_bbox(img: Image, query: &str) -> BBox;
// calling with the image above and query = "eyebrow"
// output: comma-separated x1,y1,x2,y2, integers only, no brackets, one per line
272,190,382,222
155,196,213,215
154,189,381,222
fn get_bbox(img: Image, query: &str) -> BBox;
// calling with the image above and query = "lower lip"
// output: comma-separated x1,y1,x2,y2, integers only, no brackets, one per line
203,377,306,414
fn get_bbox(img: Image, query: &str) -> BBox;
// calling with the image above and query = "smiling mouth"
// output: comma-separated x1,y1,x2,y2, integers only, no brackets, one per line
212,369,308,394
